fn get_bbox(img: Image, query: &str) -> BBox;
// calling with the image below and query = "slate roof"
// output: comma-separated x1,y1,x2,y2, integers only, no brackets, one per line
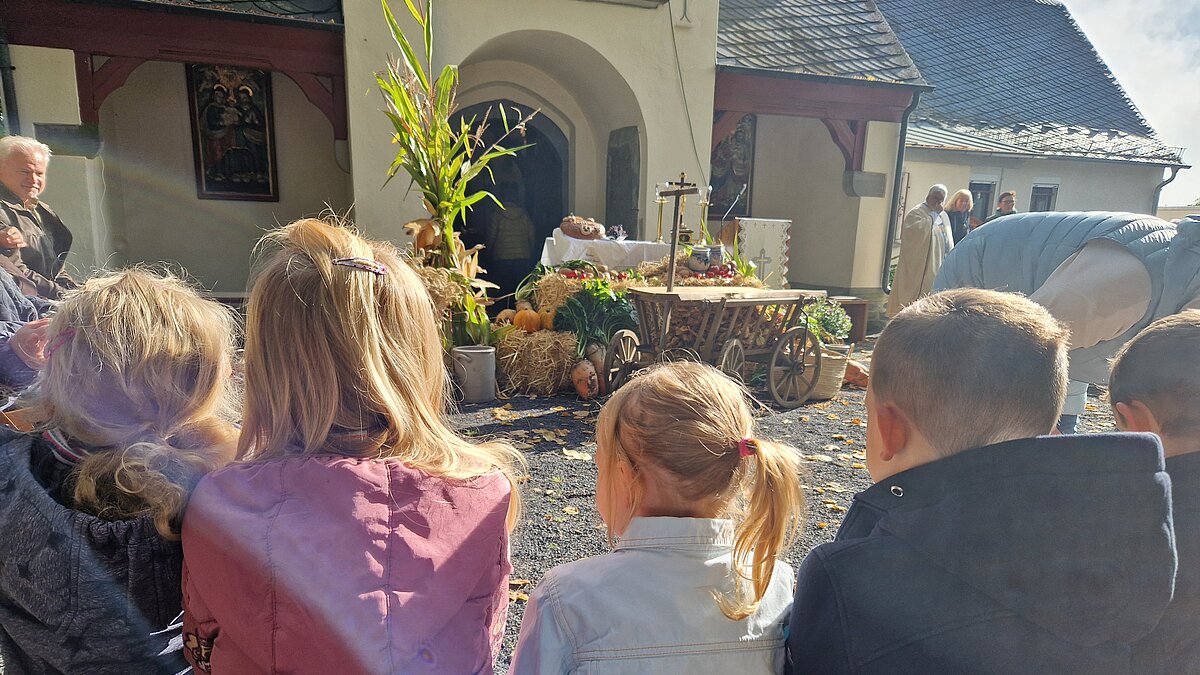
873,0,1184,164
119,0,341,23
717,0,927,87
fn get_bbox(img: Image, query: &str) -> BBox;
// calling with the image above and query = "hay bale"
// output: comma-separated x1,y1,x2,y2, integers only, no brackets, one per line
496,330,579,395
533,274,583,312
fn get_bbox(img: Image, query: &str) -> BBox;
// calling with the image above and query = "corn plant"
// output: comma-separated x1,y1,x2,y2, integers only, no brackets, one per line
376,0,536,279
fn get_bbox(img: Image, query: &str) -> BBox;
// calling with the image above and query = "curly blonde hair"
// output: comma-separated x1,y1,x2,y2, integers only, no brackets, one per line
32,268,239,539
238,218,524,525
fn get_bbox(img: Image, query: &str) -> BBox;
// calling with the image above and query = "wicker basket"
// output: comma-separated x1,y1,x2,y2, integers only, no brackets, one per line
809,344,854,401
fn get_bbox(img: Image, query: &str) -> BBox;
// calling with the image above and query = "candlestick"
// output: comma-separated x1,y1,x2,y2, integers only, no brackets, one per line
699,185,711,245
655,183,667,243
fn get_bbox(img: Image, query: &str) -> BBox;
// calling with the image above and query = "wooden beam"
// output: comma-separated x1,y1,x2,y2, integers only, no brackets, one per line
714,71,915,123
2,0,343,76
282,72,348,140
822,119,868,172
75,55,146,124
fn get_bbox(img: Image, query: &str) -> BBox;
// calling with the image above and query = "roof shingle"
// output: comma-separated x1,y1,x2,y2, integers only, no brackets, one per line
717,0,927,86
873,0,1182,164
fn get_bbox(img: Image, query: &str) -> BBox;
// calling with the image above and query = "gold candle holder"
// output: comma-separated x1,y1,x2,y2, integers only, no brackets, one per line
654,184,667,243
699,185,711,245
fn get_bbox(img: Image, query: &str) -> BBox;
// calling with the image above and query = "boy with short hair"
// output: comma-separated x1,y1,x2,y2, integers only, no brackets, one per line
788,288,1176,673
1109,309,1200,674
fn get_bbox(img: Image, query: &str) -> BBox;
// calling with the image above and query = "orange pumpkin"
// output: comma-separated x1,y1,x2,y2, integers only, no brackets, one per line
513,308,542,332
540,307,557,331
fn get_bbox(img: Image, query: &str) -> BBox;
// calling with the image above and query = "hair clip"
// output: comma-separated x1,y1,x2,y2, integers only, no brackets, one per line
738,438,757,458
44,327,76,359
331,257,388,276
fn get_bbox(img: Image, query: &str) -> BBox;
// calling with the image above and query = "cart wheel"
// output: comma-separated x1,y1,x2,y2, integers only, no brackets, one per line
604,329,640,392
659,348,701,364
768,326,822,409
718,339,745,381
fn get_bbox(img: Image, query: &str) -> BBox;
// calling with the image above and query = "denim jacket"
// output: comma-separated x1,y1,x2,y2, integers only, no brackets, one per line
510,517,792,674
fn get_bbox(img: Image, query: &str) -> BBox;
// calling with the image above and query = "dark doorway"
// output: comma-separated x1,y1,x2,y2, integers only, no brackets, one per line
606,126,640,234
454,100,568,306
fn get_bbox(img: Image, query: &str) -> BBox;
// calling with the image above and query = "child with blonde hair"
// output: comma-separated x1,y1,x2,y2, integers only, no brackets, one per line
789,288,1176,673
0,268,238,673
1109,309,1200,673
181,218,524,674
510,361,805,673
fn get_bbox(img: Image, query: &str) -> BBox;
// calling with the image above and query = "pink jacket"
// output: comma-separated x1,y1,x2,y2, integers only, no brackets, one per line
180,455,512,674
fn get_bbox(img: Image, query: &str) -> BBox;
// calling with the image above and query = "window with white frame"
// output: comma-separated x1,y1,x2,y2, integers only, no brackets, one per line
1030,184,1059,212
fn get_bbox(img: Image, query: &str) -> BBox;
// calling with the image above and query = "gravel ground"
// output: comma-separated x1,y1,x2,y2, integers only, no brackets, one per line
445,344,1119,672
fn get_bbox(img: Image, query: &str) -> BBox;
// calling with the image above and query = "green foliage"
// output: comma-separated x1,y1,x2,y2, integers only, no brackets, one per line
729,228,758,278
806,297,852,345
376,0,536,269
553,279,638,358
447,292,513,348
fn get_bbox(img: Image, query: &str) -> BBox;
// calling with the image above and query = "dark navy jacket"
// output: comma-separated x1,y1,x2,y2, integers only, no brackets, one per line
788,433,1176,674
1134,451,1200,674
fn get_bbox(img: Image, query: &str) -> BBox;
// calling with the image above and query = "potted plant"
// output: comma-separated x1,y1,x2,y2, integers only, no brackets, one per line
805,297,854,400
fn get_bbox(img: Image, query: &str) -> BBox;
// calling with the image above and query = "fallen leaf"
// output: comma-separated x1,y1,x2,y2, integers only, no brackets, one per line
510,578,531,588
513,442,533,450
848,418,866,427
563,506,580,515
562,449,592,460
572,411,590,419
827,413,841,420
850,462,867,469
816,522,829,529
803,454,834,462
799,415,811,422
509,590,529,602
550,476,563,483
843,439,857,445
831,434,847,441
551,406,567,412
825,503,847,513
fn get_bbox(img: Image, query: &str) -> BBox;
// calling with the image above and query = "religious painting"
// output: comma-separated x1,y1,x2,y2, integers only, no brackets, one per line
185,64,278,201
710,114,755,219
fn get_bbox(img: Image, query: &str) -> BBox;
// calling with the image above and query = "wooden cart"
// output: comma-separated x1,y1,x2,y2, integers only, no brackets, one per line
603,286,825,408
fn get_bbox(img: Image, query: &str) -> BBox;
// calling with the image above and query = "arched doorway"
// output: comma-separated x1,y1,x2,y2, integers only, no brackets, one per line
454,100,568,305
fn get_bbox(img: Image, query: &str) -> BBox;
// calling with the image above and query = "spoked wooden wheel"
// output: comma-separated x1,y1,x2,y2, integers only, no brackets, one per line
658,348,702,364
718,339,745,381
768,326,822,409
603,329,640,392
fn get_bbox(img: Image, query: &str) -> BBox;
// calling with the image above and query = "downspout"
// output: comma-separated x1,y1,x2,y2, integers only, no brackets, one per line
1151,165,1181,217
0,26,19,136
881,91,921,293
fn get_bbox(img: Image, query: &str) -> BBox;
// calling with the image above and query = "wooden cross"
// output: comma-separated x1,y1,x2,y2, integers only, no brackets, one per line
663,172,699,291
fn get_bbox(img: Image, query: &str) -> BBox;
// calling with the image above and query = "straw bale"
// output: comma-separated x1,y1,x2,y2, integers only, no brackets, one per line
496,330,580,395
533,274,582,312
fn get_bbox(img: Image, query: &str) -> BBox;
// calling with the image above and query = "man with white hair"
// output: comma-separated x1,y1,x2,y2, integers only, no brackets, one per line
0,136,75,299
887,183,953,317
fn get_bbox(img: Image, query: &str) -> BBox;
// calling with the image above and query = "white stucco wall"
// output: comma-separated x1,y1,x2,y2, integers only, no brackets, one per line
905,149,1167,215
751,115,900,291
8,45,108,275
343,0,717,243
97,61,350,292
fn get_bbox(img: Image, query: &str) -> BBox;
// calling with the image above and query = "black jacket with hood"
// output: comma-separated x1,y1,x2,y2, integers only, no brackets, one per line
788,433,1176,674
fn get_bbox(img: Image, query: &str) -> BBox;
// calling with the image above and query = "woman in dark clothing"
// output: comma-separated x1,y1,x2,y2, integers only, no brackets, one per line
945,189,975,244
0,269,237,674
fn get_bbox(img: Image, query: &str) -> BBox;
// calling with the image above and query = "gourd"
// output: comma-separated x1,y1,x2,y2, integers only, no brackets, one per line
540,307,557,331
572,359,600,399
516,300,534,312
496,308,517,325
513,308,542,333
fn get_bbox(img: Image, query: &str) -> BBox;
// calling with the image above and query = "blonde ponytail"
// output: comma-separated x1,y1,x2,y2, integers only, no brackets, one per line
720,438,804,620
32,268,240,539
